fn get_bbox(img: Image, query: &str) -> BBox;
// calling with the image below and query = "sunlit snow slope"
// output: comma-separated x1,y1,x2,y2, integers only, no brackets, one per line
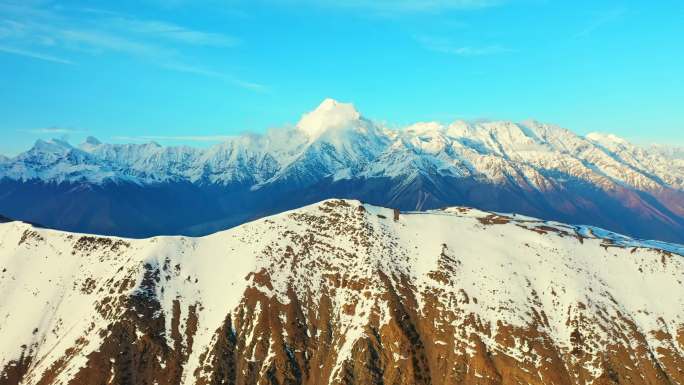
1,199,683,385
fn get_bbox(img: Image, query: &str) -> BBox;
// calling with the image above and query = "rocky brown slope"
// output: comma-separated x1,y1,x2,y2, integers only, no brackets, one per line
1,199,683,385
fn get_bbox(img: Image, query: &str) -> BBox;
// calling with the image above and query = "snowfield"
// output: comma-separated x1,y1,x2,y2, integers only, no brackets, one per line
1,199,683,384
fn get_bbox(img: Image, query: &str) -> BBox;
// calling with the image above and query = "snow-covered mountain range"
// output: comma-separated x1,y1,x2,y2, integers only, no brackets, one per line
1,199,683,385
1,99,684,241
3,99,683,189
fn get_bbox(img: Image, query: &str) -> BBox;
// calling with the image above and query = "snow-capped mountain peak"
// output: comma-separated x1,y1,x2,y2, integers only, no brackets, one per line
78,136,103,152
585,132,630,150
84,136,101,146
297,98,363,140
30,138,74,154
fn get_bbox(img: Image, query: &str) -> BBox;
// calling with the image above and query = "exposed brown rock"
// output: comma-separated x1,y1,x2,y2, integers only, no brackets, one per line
0,345,33,385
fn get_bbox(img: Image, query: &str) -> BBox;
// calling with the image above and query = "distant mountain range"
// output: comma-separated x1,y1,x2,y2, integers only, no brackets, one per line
1,99,683,242
2,199,683,385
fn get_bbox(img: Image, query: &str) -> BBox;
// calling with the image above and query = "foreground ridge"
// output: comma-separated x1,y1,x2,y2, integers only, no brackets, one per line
1,199,683,385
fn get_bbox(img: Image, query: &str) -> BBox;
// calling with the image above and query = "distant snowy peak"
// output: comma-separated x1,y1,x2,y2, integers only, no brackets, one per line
78,136,103,152
29,138,74,154
399,119,576,155
647,144,684,160
586,132,630,149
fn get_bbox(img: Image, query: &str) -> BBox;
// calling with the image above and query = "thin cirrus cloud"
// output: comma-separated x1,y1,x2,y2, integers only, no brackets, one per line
108,18,240,47
414,35,514,56
289,0,501,12
0,2,259,91
58,28,169,57
113,135,235,143
154,0,500,13
19,127,85,134
162,62,267,92
574,7,627,39
0,45,73,64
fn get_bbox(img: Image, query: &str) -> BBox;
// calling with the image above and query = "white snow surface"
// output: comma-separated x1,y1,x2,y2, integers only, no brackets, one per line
297,98,362,140
0,199,683,384
1,99,683,193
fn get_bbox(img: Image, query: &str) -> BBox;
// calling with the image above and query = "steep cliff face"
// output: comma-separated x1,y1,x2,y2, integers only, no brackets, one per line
1,199,683,385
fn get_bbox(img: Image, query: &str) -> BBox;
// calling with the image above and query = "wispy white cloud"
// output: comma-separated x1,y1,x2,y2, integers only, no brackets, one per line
19,127,84,134
137,0,496,15
163,62,267,92
113,135,235,142
284,0,500,12
574,7,627,39
415,35,514,56
58,28,168,56
0,45,73,64
0,2,262,91
109,18,240,47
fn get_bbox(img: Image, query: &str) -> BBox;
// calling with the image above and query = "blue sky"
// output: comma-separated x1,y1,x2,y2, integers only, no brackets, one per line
1,0,683,155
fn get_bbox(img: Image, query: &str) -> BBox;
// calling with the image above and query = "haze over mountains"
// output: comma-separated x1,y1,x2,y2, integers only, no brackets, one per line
1,200,683,385
1,99,684,242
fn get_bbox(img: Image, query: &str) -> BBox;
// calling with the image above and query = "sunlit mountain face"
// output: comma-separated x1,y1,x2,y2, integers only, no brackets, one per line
1,99,683,242
2,1,684,384
1,200,683,385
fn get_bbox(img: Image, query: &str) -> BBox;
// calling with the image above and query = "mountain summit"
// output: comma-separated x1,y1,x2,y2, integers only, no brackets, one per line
297,98,363,140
